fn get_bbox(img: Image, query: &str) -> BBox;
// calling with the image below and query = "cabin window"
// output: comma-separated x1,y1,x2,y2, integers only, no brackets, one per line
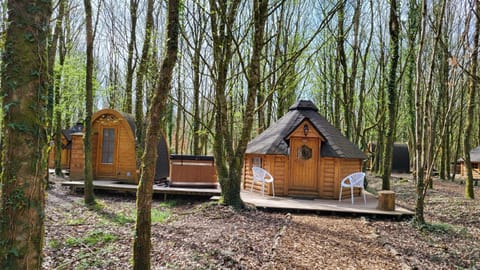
252,157,262,168
297,145,312,160
101,128,115,163
473,163,479,170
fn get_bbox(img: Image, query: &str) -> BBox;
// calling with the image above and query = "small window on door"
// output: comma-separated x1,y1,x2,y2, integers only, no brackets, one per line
297,145,312,160
252,157,262,168
101,128,115,163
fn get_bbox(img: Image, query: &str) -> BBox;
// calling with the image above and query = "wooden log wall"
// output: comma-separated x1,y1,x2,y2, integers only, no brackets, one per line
243,154,287,196
69,133,85,180
460,162,480,179
244,154,364,199
337,159,363,199
48,136,70,169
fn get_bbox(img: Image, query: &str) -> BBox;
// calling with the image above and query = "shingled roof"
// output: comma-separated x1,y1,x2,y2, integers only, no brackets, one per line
468,146,480,162
246,100,367,159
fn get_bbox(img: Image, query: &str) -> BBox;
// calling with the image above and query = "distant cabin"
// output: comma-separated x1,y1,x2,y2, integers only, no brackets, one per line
69,108,169,184
459,146,480,179
243,100,367,199
48,123,83,169
367,142,410,173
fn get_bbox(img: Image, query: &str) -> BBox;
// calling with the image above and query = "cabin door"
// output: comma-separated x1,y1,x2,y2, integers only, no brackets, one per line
96,127,117,178
289,137,319,196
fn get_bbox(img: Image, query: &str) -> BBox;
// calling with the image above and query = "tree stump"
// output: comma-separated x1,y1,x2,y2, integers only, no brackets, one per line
377,191,395,211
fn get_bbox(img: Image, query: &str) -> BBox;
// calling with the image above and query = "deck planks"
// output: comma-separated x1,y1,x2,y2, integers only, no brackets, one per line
61,180,221,196
241,191,414,217
60,180,413,217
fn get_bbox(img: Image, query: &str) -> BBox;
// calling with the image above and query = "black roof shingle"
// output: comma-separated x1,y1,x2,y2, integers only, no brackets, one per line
246,100,367,159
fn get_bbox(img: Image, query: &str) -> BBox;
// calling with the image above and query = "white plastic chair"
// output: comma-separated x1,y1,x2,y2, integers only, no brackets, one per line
339,172,366,205
251,166,275,197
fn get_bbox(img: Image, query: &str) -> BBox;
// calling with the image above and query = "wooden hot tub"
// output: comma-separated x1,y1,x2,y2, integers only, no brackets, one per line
169,155,217,187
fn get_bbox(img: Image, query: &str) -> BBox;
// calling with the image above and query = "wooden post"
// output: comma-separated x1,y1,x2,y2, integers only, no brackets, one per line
377,190,395,211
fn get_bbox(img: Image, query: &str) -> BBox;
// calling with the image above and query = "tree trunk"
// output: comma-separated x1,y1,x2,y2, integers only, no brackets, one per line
53,0,67,177
210,0,268,208
337,1,350,138
134,0,155,151
83,0,95,205
133,0,179,269
463,0,479,200
124,0,139,113
381,0,400,190
405,0,418,175
414,0,428,225
210,0,242,207
413,0,447,224
0,0,52,268
349,0,362,144
191,6,204,155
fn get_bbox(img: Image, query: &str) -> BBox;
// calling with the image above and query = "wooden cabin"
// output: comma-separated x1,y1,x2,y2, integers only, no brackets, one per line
459,146,480,179
69,108,169,184
243,100,367,199
48,123,84,169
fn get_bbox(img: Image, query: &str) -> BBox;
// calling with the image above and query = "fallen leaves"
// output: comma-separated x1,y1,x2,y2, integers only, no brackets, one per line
42,174,480,269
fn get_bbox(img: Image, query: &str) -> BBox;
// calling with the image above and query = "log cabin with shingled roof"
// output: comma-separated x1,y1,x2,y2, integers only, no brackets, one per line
243,100,367,199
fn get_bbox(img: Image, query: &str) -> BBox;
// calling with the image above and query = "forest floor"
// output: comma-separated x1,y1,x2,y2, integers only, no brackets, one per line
43,173,480,270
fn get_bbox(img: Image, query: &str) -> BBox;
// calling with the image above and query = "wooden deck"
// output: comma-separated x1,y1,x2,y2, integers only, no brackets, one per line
240,191,414,217
59,179,413,217
61,180,221,197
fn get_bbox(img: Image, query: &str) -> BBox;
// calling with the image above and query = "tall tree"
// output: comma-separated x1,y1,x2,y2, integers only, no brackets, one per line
209,0,242,206
133,0,180,268
189,2,206,155
134,0,155,149
124,0,139,113
210,0,268,207
0,0,52,268
405,0,419,175
83,0,95,205
53,0,67,177
381,0,400,190
46,0,63,138
413,0,447,224
463,0,479,200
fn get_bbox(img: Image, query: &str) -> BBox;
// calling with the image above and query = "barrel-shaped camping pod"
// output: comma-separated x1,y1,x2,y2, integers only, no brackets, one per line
243,100,367,199
69,108,169,184
91,109,137,182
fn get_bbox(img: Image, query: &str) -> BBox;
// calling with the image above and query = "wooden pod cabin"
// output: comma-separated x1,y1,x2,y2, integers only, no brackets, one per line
367,142,410,173
69,108,169,184
243,100,367,199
